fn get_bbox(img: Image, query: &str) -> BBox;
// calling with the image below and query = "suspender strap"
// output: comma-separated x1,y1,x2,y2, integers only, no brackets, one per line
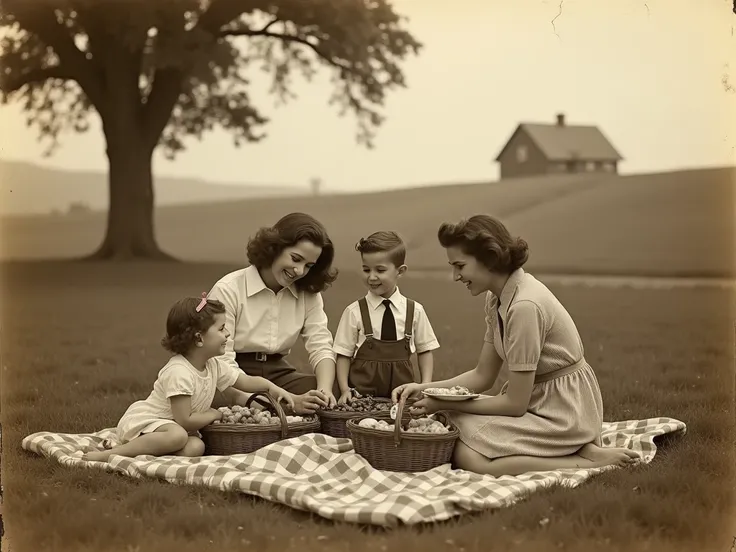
404,299,415,338
358,298,374,337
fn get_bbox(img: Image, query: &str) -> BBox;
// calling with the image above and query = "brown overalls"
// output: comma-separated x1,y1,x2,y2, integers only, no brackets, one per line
347,297,417,398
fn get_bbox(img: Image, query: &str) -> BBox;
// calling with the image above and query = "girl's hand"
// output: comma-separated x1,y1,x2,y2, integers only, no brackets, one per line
208,408,223,423
337,390,354,405
392,382,423,403
408,397,442,416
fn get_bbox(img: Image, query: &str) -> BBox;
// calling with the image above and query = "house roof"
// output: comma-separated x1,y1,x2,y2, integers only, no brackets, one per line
495,123,623,162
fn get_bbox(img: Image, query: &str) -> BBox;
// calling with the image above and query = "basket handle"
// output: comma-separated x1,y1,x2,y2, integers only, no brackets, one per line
245,392,288,439
393,394,408,446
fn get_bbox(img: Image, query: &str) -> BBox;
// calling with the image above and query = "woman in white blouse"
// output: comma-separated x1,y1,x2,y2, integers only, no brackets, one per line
208,213,340,414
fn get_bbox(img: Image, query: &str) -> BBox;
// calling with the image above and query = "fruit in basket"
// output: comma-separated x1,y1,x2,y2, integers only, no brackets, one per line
356,416,450,434
211,405,307,425
424,385,475,396
322,396,391,413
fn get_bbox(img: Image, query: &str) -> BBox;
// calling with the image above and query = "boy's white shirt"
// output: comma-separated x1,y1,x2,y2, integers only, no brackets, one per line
207,265,336,372
332,287,440,358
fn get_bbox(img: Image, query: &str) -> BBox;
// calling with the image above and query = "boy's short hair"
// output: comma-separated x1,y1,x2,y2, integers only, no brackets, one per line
355,231,406,266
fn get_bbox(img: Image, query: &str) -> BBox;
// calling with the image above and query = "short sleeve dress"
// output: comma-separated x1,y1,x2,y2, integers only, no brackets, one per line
449,268,604,460
116,355,240,443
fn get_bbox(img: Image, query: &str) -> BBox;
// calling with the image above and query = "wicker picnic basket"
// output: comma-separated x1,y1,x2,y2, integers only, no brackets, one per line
317,396,396,439
201,392,321,455
346,395,459,472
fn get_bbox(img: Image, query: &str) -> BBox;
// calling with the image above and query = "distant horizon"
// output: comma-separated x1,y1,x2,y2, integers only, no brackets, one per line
1,155,734,194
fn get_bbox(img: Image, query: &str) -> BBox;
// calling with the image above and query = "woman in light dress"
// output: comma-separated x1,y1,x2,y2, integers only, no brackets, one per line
393,215,639,477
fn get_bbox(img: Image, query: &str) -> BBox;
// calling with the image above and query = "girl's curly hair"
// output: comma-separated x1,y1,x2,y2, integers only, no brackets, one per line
437,214,529,273
161,297,226,356
246,212,338,294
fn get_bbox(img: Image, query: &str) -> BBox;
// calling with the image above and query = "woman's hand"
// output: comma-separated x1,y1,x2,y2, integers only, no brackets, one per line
271,388,297,411
392,382,424,403
292,389,329,414
408,397,443,416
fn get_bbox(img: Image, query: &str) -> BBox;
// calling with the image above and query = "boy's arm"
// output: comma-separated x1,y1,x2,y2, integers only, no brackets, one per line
336,354,352,395
416,351,434,384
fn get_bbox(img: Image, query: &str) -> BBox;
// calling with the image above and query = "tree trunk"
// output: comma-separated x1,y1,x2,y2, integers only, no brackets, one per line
86,104,175,261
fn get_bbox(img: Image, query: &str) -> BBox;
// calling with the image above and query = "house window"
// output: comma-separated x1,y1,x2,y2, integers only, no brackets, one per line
603,162,615,172
516,145,528,163
585,161,596,172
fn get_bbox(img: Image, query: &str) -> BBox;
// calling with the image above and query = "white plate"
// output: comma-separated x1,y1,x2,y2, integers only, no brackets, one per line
421,391,480,401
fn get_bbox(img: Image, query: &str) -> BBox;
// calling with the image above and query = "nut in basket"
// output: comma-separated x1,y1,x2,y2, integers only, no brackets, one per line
316,395,394,439
201,392,321,455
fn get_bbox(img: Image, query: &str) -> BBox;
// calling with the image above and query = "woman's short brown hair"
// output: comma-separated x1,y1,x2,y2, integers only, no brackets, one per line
161,296,226,356
437,214,529,273
246,212,338,294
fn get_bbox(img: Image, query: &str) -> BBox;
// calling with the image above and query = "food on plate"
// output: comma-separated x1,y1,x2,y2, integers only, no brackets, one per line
423,385,475,396
212,405,308,425
356,416,450,434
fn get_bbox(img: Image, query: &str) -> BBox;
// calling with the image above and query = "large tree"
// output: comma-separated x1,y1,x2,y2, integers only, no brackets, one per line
0,0,421,259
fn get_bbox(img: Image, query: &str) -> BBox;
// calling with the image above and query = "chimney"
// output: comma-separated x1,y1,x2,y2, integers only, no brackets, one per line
556,113,565,126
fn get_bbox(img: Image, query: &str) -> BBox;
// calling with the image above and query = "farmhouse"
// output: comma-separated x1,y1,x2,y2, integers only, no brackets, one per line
495,113,623,179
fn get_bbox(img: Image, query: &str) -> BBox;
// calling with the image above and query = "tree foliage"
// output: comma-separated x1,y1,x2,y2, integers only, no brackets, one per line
0,0,422,158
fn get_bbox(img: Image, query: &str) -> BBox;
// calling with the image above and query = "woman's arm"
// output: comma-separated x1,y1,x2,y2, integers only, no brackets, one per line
427,300,544,417
417,341,504,393
301,293,337,392
436,371,534,416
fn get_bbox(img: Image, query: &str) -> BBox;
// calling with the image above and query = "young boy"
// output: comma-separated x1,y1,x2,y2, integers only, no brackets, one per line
332,231,440,404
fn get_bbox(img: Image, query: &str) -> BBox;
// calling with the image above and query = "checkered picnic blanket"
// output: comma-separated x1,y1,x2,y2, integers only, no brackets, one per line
21,417,685,527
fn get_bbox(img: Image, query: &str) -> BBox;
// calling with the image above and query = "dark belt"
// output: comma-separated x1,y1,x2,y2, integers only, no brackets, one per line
236,352,285,363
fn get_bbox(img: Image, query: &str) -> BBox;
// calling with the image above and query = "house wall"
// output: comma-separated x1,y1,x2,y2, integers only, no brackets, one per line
497,130,549,179
546,160,618,175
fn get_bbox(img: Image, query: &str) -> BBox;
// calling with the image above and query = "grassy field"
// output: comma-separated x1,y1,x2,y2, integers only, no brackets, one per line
1,261,734,552
1,167,734,277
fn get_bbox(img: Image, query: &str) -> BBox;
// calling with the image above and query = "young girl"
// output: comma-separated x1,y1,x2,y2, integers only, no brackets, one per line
393,215,639,476
83,294,296,462
332,231,440,403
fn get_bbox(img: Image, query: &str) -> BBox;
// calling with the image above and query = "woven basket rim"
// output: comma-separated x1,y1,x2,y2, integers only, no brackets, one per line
345,416,459,441
317,408,392,419
201,417,319,434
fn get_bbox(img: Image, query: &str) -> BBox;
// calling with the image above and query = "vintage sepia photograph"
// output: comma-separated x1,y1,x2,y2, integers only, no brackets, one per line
0,0,734,551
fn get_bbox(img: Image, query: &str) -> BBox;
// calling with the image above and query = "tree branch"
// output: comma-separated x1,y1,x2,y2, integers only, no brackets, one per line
1,65,74,94
5,1,104,107
142,1,272,149
219,27,351,72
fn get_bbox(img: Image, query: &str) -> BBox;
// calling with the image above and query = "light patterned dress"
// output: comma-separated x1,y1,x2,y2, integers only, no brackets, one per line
117,355,240,443
449,268,604,460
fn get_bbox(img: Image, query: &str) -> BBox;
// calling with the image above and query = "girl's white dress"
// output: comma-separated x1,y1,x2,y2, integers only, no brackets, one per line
117,354,240,443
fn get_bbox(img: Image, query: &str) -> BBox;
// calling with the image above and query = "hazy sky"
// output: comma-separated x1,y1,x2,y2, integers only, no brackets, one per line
0,0,734,192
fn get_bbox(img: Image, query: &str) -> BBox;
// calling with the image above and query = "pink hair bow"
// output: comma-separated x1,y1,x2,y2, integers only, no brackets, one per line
195,292,208,312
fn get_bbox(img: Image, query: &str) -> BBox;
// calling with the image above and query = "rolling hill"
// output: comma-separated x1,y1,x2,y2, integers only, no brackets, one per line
1,167,734,277
0,159,306,216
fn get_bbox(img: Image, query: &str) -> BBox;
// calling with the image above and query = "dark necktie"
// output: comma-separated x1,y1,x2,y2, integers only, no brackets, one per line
381,299,397,341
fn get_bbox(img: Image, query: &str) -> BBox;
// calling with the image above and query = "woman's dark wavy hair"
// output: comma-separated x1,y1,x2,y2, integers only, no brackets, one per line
246,212,338,294
437,214,529,273
161,296,226,356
